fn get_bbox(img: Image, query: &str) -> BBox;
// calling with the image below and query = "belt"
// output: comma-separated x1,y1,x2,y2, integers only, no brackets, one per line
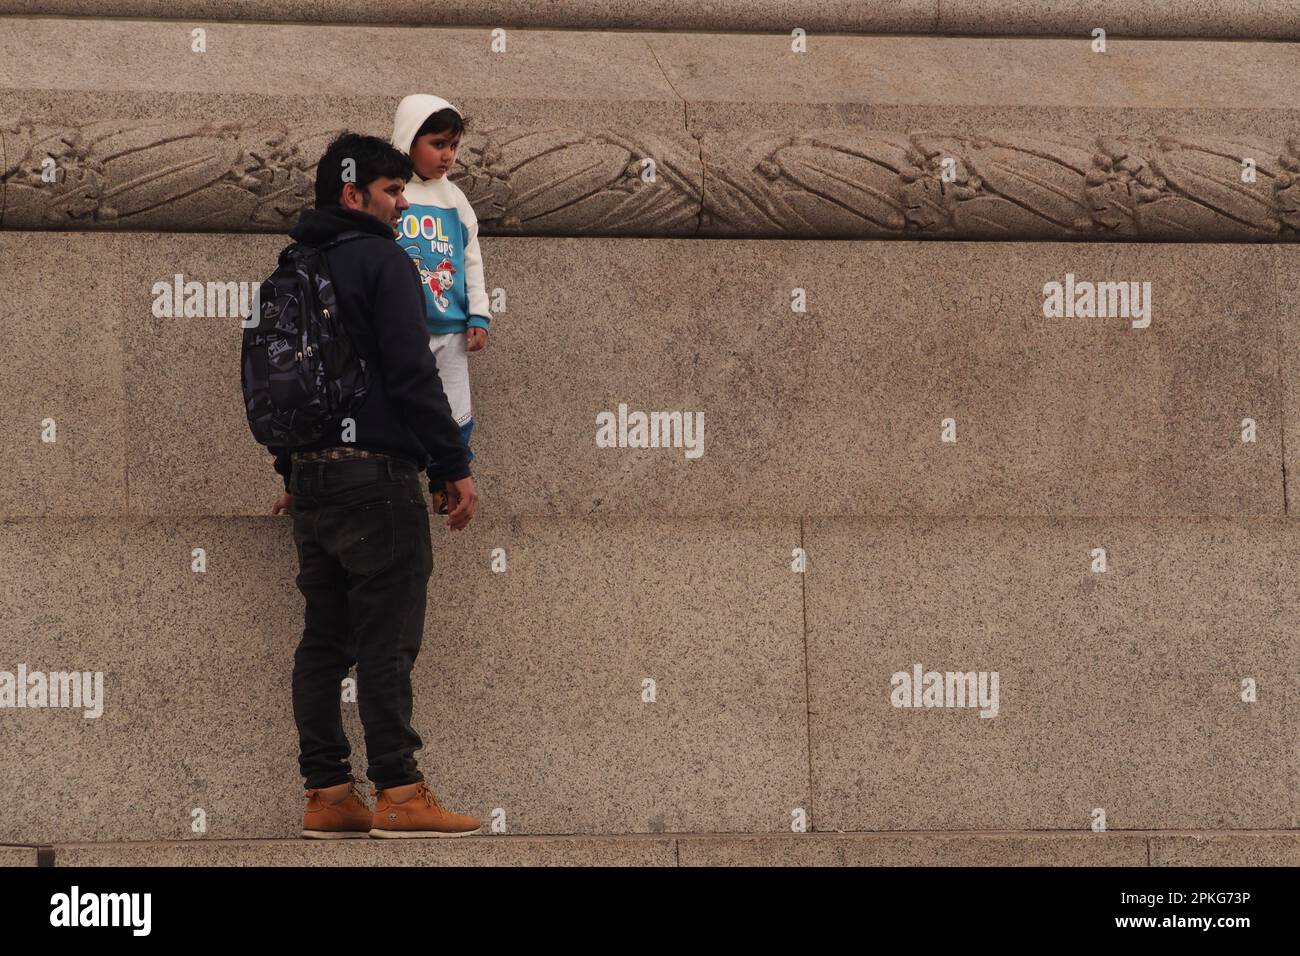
291,446,396,463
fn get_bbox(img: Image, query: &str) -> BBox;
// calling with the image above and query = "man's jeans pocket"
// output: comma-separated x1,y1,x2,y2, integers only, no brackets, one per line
329,500,396,577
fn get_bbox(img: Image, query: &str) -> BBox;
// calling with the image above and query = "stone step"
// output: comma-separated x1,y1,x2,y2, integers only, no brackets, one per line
2,233,1293,519
3,19,1299,237
7,832,1300,867
3,1,1298,41
1,514,1295,844
0,846,39,866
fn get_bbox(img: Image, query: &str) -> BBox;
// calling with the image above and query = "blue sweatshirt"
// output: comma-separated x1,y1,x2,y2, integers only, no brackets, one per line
391,94,492,335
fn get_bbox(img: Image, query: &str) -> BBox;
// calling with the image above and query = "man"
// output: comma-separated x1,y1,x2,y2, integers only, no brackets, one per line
268,132,481,838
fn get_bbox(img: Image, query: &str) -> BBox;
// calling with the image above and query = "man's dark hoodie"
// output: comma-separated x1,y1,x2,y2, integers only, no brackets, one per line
267,204,471,490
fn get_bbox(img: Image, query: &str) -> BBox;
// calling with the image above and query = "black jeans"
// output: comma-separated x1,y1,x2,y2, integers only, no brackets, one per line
288,456,433,791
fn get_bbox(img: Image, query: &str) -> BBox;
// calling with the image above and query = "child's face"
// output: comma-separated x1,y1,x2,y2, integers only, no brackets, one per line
410,130,460,180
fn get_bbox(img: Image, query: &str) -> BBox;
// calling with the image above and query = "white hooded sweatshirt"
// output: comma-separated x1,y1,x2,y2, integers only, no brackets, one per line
391,93,492,335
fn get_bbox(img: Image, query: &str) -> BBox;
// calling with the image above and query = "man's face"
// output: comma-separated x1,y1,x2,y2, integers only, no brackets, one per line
343,176,409,231
410,130,460,180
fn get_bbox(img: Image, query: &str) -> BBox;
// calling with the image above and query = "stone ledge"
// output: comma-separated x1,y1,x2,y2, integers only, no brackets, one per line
52,835,680,867
3,1,1300,41
32,832,1300,866
0,845,40,867
1149,833,1300,866
4,21,1297,116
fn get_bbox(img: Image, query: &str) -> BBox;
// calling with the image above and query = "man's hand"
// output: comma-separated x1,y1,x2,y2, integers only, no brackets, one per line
466,327,487,352
444,476,477,529
272,492,292,515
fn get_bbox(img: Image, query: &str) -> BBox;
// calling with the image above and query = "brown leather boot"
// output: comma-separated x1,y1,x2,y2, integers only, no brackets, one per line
369,781,481,838
302,778,373,839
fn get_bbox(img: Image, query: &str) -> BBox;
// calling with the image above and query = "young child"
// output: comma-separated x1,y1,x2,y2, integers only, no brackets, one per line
391,93,492,513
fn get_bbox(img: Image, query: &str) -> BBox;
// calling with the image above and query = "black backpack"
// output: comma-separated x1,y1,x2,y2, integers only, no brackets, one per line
241,232,371,447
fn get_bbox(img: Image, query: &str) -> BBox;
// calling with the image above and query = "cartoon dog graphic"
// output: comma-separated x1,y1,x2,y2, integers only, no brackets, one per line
408,254,457,314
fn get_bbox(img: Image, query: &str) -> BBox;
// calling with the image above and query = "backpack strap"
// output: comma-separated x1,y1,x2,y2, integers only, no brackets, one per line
320,230,373,250
278,229,375,264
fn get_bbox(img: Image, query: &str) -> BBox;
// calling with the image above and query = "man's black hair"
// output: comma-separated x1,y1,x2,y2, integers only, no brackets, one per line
314,132,414,208
414,108,468,144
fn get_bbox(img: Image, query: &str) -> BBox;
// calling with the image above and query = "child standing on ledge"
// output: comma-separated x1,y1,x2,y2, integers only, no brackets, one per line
391,93,492,513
